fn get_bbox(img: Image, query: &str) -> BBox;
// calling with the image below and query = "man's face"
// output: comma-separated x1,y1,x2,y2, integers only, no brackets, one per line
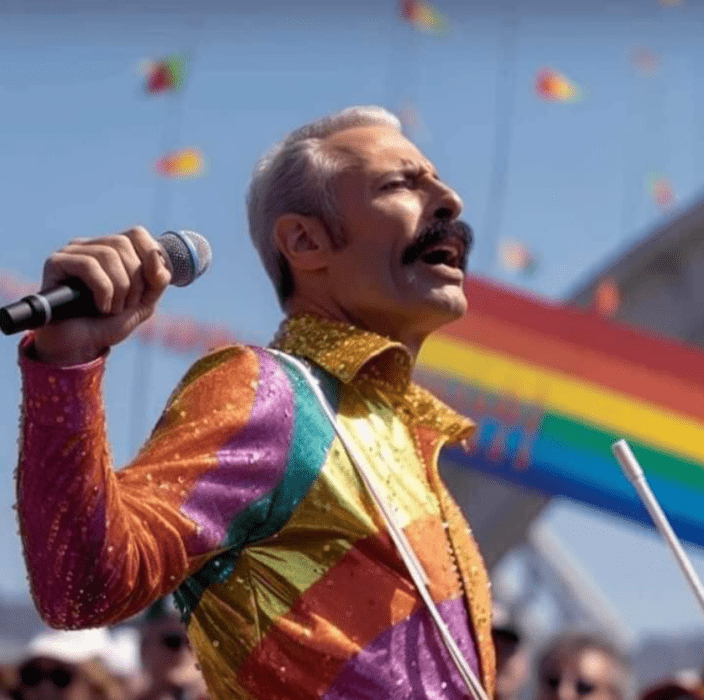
320,124,472,338
537,649,629,700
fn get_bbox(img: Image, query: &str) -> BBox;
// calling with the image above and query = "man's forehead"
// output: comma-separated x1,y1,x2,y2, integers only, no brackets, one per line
323,125,434,171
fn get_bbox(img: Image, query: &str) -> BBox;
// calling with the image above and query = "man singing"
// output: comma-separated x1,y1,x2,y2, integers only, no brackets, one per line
16,106,495,700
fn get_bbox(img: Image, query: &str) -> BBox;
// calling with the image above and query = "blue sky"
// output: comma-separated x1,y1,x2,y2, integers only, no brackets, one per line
1,0,704,640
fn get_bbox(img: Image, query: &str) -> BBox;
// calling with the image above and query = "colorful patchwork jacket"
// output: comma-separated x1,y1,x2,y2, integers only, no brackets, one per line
17,314,495,700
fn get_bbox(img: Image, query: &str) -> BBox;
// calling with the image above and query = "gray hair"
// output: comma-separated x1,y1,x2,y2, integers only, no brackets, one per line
246,105,402,307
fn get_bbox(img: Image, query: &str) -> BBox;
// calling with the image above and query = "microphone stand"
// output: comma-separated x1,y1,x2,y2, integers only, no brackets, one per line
611,439,704,618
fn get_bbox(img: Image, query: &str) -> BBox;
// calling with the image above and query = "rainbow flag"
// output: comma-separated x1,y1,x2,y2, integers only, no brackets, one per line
155,148,204,177
498,238,537,275
593,278,621,317
536,68,581,102
400,0,448,35
418,276,704,546
649,175,676,210
143,53,187,94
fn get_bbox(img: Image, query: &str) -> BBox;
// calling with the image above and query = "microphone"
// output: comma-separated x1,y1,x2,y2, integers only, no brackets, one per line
0,230,212,335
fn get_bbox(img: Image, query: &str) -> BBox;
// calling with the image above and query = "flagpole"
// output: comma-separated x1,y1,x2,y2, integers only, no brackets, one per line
129,34,201,454
619,53,639,241
476,1,520,277
623,4,672,240
387,4,422,129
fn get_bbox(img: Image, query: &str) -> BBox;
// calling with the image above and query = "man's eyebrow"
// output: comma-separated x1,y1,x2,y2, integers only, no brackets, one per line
396,158,440,178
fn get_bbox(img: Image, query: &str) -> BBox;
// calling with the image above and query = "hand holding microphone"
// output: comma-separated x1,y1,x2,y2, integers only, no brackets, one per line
1,226,211,365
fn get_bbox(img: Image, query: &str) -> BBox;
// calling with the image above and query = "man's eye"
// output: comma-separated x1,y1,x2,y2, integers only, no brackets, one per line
382,178,413,190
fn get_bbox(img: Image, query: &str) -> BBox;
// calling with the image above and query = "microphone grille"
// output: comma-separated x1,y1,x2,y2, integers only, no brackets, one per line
159,231,212,287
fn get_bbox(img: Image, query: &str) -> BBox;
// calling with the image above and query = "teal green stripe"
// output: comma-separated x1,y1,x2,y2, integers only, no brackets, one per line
542,412,704,492
174,361,339,621
234,362,338,545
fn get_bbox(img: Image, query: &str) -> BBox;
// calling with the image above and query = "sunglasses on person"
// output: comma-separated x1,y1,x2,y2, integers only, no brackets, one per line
19,663,74,689
541,674,623,700
542,675,598,696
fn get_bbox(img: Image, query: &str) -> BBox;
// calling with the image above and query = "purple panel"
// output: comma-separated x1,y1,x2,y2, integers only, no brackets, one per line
182,348,294,547
323,597,480,700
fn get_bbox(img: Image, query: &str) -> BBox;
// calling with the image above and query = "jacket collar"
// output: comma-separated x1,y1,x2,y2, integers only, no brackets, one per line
270,314,474,443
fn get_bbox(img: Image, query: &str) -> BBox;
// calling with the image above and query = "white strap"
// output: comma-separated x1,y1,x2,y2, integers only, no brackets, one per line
267,349,490,700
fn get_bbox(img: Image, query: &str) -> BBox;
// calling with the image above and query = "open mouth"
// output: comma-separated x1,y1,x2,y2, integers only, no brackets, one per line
401,219,473,273
418,238,465,270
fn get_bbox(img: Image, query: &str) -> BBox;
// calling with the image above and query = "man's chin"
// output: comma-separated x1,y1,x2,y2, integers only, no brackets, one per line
413,285,468,326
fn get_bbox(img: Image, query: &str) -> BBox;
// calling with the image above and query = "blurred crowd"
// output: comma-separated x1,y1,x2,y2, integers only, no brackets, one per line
0,600,207,700
493,613,704,700
0,595,701,700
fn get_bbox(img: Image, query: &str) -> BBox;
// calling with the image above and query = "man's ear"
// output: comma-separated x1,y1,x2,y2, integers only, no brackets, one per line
273,214,331,272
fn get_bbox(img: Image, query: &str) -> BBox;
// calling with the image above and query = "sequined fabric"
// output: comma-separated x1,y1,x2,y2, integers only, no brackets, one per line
17,315,495,700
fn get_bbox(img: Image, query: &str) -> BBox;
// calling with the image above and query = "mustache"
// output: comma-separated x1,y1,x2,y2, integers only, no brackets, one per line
401,218,474,269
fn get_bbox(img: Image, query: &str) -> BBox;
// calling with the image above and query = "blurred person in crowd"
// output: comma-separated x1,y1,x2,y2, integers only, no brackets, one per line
11,654,126,700
15,105,493,700
639,681,704,700
636,656,704,700
131,600,207,700
492,611,529,700
0,664,19,699
536,632,633,700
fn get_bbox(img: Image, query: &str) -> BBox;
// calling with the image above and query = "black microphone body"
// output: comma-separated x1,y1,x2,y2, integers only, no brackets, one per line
0,279,97,335
0,230,211,336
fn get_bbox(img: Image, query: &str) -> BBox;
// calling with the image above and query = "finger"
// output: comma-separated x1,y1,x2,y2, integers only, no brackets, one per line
68,236,146,311
42,252,116,315
125,227,172,302
92,235,145,311
61,243,134,315
68,231,159,311
142,248,172,307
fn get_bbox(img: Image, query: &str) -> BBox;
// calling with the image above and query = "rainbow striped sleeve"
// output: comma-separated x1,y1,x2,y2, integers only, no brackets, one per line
16,339,306,628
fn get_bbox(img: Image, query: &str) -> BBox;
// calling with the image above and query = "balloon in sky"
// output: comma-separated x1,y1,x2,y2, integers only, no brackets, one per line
142,54,187,94
498,239,537,275
649,175,676,210
535,68,580,102
155,148,205,177
399,0,449,35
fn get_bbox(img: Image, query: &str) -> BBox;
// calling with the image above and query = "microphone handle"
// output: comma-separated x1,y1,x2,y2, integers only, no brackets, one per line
0,278,98,335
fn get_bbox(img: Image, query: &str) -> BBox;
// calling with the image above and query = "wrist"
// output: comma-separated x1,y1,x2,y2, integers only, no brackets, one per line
27,333,104,367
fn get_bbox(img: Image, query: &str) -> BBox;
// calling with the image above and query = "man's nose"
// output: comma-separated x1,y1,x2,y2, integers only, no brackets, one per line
431,181,463,221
